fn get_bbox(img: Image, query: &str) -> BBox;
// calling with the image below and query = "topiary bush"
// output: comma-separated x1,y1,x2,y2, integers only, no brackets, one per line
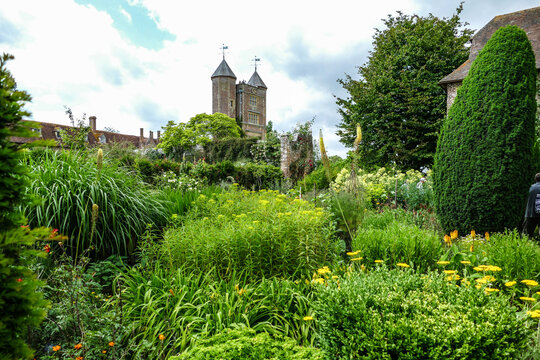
313,267,534,359
433,25,537,234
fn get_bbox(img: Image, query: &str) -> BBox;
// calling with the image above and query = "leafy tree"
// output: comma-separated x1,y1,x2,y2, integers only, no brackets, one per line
433,26,537,234
336,5,473,170
250,121,281,166
0,53,49,359
59,106,91,150
158,113,241,158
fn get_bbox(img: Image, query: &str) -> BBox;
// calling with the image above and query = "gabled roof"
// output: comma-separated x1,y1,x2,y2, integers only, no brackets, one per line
440,6,540,85
211,59,236,79
247,70,267,89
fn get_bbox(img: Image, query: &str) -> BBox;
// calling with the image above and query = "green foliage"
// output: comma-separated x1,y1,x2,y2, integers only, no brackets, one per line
336,6,473,170
433,25,537,234
0,227,51,360
158,113,241,158
287,120,315,183
204,137,258,163
0,53,49,360
160,189,338,279
353,220,443,272
119,266,317,359
314,267,533,359
0,53,36,228
171,327,325,360
29,249,129,359
22,149,168,257
297,157,347,192
250,121,282,167
58,107,91,150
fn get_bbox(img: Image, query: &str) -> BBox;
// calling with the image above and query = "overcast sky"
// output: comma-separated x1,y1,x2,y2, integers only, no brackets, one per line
2,0,538,157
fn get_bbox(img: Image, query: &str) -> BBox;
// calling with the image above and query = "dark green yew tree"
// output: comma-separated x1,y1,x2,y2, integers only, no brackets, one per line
336,6,473,170
0,53,49,360
433,26,537,234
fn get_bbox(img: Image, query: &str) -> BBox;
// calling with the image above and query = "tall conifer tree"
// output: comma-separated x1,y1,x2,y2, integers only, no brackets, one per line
433,26,537,234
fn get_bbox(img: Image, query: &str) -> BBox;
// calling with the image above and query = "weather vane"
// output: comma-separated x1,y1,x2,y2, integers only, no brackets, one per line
252,56,260,71
221,44,228,60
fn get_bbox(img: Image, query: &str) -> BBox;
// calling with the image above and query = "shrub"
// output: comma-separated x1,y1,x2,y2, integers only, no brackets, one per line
297,158,347,192
353,221,443,271
160,189,338,279
433,25,537,234
314,267,533,359
119,266,318,359
22,149,168,257
170,327,325,360
0,53,49,360
204,137,259,163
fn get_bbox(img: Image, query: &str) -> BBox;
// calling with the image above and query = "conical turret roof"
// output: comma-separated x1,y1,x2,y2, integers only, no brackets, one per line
247,70,267,89
211,59,236,79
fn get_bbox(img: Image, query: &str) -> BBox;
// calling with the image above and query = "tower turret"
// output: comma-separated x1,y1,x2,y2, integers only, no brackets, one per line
211,58,237,118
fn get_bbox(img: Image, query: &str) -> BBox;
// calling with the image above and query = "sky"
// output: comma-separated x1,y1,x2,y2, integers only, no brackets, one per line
1,0,538,157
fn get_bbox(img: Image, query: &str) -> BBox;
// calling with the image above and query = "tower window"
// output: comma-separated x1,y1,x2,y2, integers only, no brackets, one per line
249,95,257,106
230,100,233,107
248,112,259,124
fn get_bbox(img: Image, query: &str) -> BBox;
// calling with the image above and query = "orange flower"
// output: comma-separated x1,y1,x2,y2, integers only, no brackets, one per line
443,235,451,246
52,345,61,352
74,343,82,350
108,341,115,347
484,232,490,241
159,334,165,341
76,357,83,360
470,230,476,238
102,350,107,354
450,230,458,240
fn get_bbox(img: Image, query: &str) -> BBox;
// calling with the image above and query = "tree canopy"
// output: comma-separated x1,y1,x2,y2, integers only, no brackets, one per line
433,25,537,234
158,112,241,157
336,6,473,170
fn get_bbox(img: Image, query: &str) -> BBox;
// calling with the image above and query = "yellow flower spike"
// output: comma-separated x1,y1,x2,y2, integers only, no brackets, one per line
436,261,450,265
519,297,536,302
460,261,471,265
521,280,539,287
354,124,362,150
470,230,476,238
396,263,410,268
504,281,517,287
469,244,474,252
303,316,314,321
374,260,384,263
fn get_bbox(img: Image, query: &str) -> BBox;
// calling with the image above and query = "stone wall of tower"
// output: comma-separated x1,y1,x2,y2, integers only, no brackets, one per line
236,83,266,139
212,77,236,118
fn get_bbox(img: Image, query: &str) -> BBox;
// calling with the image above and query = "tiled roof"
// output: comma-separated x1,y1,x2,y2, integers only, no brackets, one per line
211,59,236,79
247,70,267,89
440,6,540,85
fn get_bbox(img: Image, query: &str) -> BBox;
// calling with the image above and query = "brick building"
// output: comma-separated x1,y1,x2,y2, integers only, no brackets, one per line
211,58,267,139
440,6,540,111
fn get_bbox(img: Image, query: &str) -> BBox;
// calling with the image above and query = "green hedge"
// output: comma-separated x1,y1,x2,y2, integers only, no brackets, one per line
314,267,533,359
203,137,259,163
433,25,537,234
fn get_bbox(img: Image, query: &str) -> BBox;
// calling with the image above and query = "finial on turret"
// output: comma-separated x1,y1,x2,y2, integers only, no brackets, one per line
252,56,260,71
221,44,229,60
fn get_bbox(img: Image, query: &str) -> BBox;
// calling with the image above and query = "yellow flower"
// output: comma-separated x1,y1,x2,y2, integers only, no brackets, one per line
486,265,502,272
437,261,450,265
475,278,488,284
527,310,540,318
374,260,384,263
317,266,331,275
521,280,539,287
481,275,496,282
312,278,325,284
332,275,339,280
346,250,361,256
159,334,165,341
109,342,115,347
303,316,314,321
446,274,461,281
444,235,452,246
460,261,471,265
443,270,457,275
450,230,458,240
396,263,410,268
504,281,517,287
485,232,490,241
470,230,476,238
484,288,499,293
350,257,363,261
53,345,61,352
520,297,536,302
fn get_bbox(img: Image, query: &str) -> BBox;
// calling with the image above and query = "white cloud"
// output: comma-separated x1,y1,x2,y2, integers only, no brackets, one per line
119,8,132,23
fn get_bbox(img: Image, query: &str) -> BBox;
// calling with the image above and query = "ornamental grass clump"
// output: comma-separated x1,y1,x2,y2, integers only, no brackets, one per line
160,188,338,279
22,148,168,257
313,267,534,359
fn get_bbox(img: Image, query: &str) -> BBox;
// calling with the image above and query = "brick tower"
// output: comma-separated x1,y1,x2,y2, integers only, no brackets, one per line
211,55,268,139
211,58,237,118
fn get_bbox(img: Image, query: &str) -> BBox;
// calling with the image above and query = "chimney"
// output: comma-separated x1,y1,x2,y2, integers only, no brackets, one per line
149,131,154,142
157,130,161,141
140,128,144,145
89,116,97,132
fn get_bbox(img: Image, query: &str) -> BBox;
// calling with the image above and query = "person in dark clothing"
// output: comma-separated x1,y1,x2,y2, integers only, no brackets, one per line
523,173,540,238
